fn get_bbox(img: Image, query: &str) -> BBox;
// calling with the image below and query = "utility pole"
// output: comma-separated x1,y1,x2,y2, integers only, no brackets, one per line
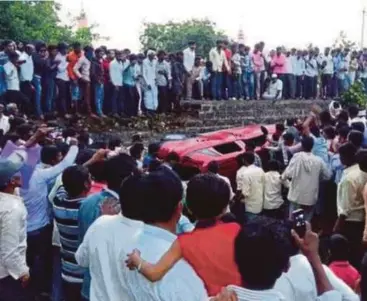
362,8,366,48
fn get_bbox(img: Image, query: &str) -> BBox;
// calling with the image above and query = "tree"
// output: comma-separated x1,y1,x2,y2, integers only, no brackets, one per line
140,19,225,57
332,31,357,49
0,1,105,46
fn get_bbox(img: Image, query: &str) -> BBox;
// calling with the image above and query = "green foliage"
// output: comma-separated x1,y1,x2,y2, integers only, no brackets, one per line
0,1,103,46
139,19,225,57
341,81,367,108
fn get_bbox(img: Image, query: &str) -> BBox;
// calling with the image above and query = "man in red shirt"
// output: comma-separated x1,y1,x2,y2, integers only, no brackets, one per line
102,49,115,115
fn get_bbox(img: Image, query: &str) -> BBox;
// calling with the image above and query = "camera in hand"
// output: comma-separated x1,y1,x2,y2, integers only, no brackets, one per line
292,209,306,238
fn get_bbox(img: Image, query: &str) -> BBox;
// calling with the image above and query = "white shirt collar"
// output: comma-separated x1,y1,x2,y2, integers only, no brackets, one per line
103,187,119,200
227,285,285,301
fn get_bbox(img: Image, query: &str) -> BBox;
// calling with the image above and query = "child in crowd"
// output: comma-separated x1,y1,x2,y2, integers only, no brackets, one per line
125,173,242,295
328,234,360,290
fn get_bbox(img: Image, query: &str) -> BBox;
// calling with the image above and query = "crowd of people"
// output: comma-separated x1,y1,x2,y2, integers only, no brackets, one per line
0,83,367,301
1,38,367,121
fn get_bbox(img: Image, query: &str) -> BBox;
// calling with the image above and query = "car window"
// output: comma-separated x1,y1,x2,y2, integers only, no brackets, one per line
213,142,242,154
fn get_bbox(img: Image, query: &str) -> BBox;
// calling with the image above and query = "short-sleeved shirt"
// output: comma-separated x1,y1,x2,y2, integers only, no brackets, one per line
178,222,242,295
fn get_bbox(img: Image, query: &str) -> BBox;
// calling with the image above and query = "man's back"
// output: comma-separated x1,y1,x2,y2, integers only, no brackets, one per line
76,215,207,301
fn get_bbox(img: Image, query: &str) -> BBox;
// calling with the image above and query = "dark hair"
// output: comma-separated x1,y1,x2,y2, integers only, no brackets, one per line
338,110,349,123
129,143,144,160
166,152,179,163
108,137,122,150
120,169,183,223
268,160,280,172
310,126,320,138
351,121,365,133
301,136,314,152
242,152,255,165
47,44,57,52
323,126,336,140
234,220,290,290
148,158,162,172
57,42,68,51
186,174,229,220
16,123,32,138
338,125,351,139
75,149,95,165
332,101,341,109
348,130,364,149
148,142,160,156
245,141,256,151
73,42,81,49
319,110,332,126
8,51,19,61
339,142,357,167
104,153,137,191
62,165,90,198
275,123,285,133
348,105,359,118
357,150,367,172
83,45,94,53
283,132,294,144
188,41,196,46
129,54,137,61
40,145,61,165
329,234,349,262
95,47,104,56
286,119,295,127
207,161,219,174
157,50,166,57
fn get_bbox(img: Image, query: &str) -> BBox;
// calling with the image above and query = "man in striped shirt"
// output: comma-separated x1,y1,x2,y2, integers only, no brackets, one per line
52,165,92,301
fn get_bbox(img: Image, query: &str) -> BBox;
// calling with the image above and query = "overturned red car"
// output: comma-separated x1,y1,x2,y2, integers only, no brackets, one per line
158,124,275,182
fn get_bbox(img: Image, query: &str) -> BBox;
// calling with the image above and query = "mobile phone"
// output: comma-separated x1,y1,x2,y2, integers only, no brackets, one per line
292,209,306,238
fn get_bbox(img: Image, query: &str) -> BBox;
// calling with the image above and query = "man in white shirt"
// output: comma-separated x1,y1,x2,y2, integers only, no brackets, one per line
3,52,30,115
207,161,234,200
76,169,208,301
142,50,158,112
209,40,229,100
19,44,34,102
304,50,318,99
282,136,331,221
0,104,10,135
183,41,196,100
294,50,306,99
109,50,124,117
319,48,334,99
236,152,265,219
55,42,70,118
284,51,296,99
263,73,283,100
0,150,30,301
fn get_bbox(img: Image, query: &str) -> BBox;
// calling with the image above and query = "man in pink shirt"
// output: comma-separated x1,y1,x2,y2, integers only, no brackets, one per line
252,45,265,100
222,40,232,99
271,47,286,76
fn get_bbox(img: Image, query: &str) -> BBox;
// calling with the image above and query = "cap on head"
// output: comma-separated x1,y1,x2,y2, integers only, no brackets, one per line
0,150,27,186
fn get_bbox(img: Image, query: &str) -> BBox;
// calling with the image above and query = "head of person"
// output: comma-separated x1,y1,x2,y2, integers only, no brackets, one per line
8,51,19,64
137,53,145,64
275,123,285,134
107,49,115,60
348,105,359,119
73,42,82,54
207,161,219,174
84,46,94,61
95,47,105,60
188,41,196,50
16,123,33,141
123,48,131,56
329,234,350,262
290,48,296,55
104,153,137,192
166,152,180,167
36,42,47,58
0,150,27,193
268,160,280,172
223,40,229,49
319,110,333,127
271,73,278,83
258,41,265,51
115,50,123,62
48,44,58,58
119,169,183,226
339,142,357,167
348,130,364,149
244,46,250,55
157,50,166,62
245,141,256,153
337,125,351,145
235,219,290,290
351,121,365,134
239,44,245,53
186,173,229,220
314,47,320,56
216,39,224,50
296,50,303,57
301,136,314,152
25,44,35,56
147,49,156,61
62,165,92,199
242,151,255,166
310,126,321,138
286,51,291,57
357,150,367,173
130,143,145,161
323,126,336,140
129,54,137,65
283,132,295,146
276,46,282,56
176,51,183,62
40,145,63,166
324,47,330,56
3,40,15,53
194,56,201,66
231,43,238,54
337,110,349,124
57,42,68,55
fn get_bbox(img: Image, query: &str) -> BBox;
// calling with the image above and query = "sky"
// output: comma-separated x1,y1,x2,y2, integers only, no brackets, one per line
59,0,367,52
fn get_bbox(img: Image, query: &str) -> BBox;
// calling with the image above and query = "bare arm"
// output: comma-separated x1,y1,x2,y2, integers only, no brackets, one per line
126,239,182,282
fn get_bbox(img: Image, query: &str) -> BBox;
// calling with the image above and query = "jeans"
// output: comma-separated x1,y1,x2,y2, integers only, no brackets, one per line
94,83,104,116
211,72,223,100
254,72,261,99
63,281,82,301
123,85,138,117
56,79,69,115
111,86,124,114
158,85,170,113
32,75,43,116
46,78,56,112
295,76,304,98
51,247,64,301
304,76,315,99
0,276,31,301
242,71,254,99
284,74,296,99
26,224,53,298
70,81,81,102
223,72,232,99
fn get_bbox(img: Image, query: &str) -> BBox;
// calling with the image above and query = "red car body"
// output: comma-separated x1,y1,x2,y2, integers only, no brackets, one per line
158,124,275,181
